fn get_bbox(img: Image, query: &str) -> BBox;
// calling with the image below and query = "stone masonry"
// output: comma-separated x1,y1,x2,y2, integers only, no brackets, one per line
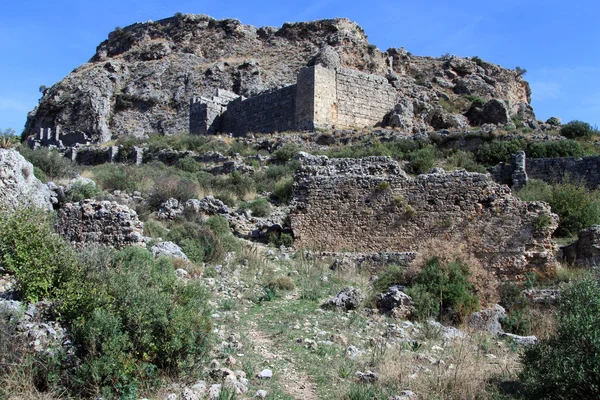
491,152,600,189
192,64,399,136
56,200,146,248
290,153,558,280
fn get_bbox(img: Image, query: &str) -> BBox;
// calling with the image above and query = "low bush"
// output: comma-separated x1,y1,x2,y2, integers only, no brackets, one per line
147,174,199,210
266,275,295,291
267,232,294,248
167,222,224,264
406,145,437,174
519,276,600,399
499,283,532,335
372,265,407,294
526,140,584,159
560,120,599,139
272,177,294,204
406,256,480,323
240,197,271,217
18,147,73,180
477,139,527,165
273,143,301,163
65,182,101,202
0,207,78,302
175,155,201,173
516,180,600,237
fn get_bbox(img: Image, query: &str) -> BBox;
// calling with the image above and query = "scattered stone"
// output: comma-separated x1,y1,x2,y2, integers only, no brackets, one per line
151,241,189,260
157,198,184,220
254,389,268,398
181,387,199,400
322,287,364,311
468,304,506,334
499,332,538,345
355,370,378,383
257,369,273,379
376,285,415,318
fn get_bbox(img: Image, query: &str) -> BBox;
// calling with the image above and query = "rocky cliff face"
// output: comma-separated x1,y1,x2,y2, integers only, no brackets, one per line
24,13,532,143
0,149,53,211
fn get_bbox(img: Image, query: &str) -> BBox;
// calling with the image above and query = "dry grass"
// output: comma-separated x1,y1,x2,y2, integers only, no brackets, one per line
409,239,499,307
377,334,520,399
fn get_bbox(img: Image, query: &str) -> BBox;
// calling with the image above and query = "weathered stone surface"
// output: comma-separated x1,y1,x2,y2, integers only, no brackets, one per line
56,199,146,248
560,226,600,267
468,304,506,334
157,198,184,220
322,287,364,311
184,196,230,216
376,285,415,318
25,15,531,143
151,241,188,260
290,153,558,279
492,152,600,190
465,99,510,126
0,149,53,211
498,332,537,345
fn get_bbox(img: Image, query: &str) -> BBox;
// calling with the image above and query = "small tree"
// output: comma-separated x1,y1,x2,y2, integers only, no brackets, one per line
520,276,600,398
515,66,527,76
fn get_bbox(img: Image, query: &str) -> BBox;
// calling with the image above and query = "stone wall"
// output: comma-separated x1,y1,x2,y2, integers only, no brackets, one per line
560,226,600,267
335,67,398,128
28,126,93,149
56,200,146,248
193,65,400,135
491,153,600,189
290,153,558,279
222,85,298,135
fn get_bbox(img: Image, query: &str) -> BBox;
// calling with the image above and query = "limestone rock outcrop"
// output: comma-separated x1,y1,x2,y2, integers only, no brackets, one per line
24,14,532,144
56,199,146,248
290,153,558,279
0,149,53,211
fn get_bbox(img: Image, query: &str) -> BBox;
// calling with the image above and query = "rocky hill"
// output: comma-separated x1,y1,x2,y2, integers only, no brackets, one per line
24,13,533,144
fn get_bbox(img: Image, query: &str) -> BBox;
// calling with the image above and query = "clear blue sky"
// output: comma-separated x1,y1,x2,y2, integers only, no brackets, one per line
1,0,598,133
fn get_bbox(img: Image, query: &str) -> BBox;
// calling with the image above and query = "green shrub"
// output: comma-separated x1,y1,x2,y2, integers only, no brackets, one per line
267,275,295,291
65,247,212,398
175,155,201,173
406,145,437,174
517,179,600,237
560,120,599,139
167,222,224,264
405,256,480,323
0,207,78,302
65,182,101,202
226,171,256,198
272,177,294,204
519,276,600,398
33,166,47,182
18,147,73,180
477,139,527,165
372,265,407,294
499,283,532,335
527,140,584,159
240,197,271,217
443,150,487,173
143,220,169,239
92,163,158,193
273,143,301,163
267,232,294,248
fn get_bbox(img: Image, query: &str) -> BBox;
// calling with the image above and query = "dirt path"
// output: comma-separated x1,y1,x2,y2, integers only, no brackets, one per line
247,327,319,400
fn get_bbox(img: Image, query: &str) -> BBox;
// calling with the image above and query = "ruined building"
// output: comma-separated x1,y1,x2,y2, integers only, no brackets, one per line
290,153,559,280
190,64,399,135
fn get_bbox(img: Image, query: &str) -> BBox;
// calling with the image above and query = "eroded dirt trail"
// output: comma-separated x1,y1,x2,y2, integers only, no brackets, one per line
247,327,319,400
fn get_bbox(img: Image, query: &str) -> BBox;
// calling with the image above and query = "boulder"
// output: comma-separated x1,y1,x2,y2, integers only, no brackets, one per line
376,285,415,318
322,287,364,311
467,304,506,334
157,198,183,220
0,149,53,211
184,196,229,216
151,241,189,260
308,45,341,69
465,99,510,126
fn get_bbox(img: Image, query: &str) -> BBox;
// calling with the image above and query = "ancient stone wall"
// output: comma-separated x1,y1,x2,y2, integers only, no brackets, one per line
335,67,398,128
491,153,600,189
221,85,298,135
56,200,146,248
290,153,558,279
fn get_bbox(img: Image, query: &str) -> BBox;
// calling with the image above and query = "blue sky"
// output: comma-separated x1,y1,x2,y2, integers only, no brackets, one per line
1,0,598,133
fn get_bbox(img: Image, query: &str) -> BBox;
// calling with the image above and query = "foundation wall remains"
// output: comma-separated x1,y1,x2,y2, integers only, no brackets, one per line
290,153,558,279
491,153,600,189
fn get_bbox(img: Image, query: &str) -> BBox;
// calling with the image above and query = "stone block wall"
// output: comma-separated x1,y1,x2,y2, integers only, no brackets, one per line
191,65,400,135
222,85,298,135
491,153,600,189
290,153,558,279
56,200,146,248
335,67,398,128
